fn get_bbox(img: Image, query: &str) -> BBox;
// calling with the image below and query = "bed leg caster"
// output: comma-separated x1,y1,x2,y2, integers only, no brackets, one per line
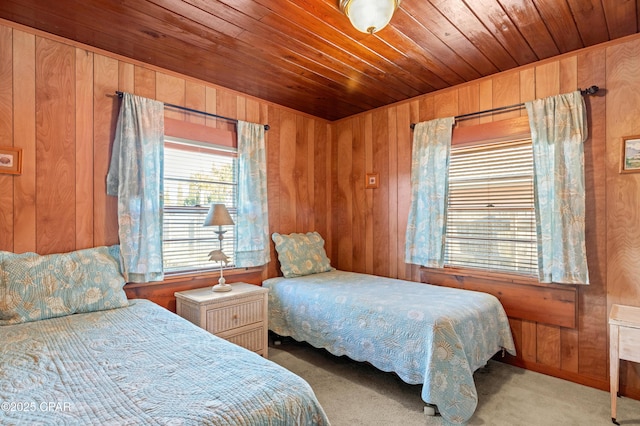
269,331,284,346
424,404,438,417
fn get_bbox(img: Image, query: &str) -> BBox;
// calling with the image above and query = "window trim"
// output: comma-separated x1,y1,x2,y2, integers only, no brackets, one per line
443,115,537,281
162,116,239,276
164,117,236,148
124,265,265,289
424,264,545,288
452,115,531,149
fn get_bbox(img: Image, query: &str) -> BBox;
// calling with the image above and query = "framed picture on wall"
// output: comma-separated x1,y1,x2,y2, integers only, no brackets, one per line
0,146,22,175
621,136,640,173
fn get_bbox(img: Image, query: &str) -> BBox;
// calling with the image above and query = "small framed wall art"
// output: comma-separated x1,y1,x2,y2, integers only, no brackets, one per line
0,146,22,175
621,136,640,173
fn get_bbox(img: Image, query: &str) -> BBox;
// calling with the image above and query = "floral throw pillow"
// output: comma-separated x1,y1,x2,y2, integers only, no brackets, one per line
272,232,333,278
0,245,128,325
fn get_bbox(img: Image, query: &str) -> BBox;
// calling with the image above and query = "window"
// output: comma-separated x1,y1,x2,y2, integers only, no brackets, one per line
444,139,538,276
162,137,237,273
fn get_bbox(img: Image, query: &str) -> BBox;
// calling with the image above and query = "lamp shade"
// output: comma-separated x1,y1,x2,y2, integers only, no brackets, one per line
340,0,400,34
203,204,234,227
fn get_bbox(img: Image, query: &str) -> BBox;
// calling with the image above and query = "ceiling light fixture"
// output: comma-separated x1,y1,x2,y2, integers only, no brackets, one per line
340,0,401,34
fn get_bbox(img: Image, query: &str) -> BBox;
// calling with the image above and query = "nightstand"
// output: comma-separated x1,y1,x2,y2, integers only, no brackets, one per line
175,282,269,357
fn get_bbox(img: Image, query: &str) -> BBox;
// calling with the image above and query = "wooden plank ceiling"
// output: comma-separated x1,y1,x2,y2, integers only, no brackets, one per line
0,0,638,121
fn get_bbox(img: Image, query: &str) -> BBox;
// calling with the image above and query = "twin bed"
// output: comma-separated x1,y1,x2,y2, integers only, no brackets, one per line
268,232,516,425
0,246,328,425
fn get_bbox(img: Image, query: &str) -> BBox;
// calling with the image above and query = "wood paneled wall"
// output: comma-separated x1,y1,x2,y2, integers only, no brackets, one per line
3,17,640,399
330,33,640,397
0,20,331,311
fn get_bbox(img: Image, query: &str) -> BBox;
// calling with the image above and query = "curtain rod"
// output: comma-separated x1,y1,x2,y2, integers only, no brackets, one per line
409,86,600,130
115,91,270,131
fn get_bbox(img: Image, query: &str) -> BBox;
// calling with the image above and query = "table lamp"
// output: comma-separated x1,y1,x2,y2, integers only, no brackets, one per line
203,203,234,292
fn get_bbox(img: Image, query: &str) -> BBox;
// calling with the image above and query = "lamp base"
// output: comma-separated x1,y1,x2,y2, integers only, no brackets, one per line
212,273,231,292
212,283,232,292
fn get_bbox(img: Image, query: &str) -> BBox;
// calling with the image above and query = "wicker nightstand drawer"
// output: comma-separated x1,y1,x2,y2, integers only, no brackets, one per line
207,297,265,334
223,326,266,353
175,283,269,357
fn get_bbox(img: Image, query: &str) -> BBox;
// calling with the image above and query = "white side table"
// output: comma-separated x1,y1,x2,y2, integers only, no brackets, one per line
609,304,640,425
175,282,269,357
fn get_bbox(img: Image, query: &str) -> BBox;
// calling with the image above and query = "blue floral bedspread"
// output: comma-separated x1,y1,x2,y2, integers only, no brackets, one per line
264,270,515,424
0,299,329,425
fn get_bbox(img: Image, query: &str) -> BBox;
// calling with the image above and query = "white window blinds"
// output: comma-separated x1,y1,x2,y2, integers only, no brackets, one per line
444,139,538,276
163,138,237,273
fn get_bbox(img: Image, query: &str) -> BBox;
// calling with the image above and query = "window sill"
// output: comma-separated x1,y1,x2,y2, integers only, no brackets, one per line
423,266,577,290
420,266,577,329
124,266,265,289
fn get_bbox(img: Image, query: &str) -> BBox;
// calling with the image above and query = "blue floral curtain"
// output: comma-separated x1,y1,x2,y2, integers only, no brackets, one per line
405,117,455,267
236,121,270,267
525,91,589,284
106,93,164,283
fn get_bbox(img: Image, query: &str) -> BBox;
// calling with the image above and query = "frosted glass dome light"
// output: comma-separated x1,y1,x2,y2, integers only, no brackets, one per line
340,0,401,34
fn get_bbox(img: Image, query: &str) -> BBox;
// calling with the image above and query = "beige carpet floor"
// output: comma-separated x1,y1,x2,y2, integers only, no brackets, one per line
268,338,640,426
